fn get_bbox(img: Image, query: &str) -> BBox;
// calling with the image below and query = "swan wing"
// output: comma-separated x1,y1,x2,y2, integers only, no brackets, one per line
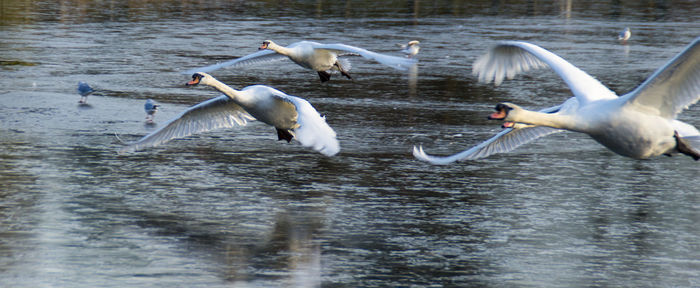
413,101,574,165
268,90,339,156
119,95,255,153
311,43,417,71
473,41,618,105
623,37,700,118
182,50,287,74
414,126,563,165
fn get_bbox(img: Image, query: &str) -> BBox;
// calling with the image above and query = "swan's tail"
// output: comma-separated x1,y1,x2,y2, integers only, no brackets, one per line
288,97,340,156
338,58,352,72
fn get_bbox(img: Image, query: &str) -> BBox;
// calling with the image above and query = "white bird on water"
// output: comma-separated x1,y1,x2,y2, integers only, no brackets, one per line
183,40,417,82
119,72,339,156
398,40,421,58
144,99,159,123
618,27,631,44
414,37,700,164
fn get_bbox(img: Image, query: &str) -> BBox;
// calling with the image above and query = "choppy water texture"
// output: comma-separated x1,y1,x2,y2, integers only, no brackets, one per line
1,1,699,287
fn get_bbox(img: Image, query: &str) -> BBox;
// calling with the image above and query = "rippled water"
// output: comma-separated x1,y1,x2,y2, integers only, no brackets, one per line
1,1,699,287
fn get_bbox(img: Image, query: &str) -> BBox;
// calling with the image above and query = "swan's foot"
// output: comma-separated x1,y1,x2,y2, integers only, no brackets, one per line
674,131,700,161
334,62,352,80
317,71,331,82
340,70,352,80
276,128,294,143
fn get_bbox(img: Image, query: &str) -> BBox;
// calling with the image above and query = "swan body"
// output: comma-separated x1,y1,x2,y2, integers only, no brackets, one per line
415,37,700,164
398,40,420,58
144,99,159,123
183,40,417,82
77,81,94,104
119,72,339,156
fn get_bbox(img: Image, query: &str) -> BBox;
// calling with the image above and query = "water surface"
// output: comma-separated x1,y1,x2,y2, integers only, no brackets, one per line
1,1,699,287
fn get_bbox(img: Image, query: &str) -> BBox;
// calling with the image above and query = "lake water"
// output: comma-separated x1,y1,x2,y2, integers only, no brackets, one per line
1,1,699,287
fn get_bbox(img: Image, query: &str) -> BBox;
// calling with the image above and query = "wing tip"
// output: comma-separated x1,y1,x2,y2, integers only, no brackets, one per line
412,145,455,165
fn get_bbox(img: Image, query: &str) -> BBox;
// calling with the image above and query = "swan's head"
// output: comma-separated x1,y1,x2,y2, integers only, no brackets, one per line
186,72,214,86
488,102,520,121
259,40,273,50
407,40,420,46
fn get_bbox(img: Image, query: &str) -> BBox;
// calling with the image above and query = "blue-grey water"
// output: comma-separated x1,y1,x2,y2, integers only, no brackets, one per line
1,1,699,287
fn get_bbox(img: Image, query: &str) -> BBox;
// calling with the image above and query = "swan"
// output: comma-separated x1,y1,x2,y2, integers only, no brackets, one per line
77,81,94,104
414,37,700,164
144,99,159,123
618,27,631,44
119,72,339,156
183,40,417,82
398,40,421,58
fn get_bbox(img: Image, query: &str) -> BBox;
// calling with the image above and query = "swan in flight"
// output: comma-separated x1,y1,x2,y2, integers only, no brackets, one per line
119,72,339,156
77,81,94,104
414,37,700,164
144,99,160,123
398,40,421,58
618,27,631,44
183,40,417,82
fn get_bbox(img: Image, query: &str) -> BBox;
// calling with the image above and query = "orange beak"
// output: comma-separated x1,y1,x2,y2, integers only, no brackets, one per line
488,109,507,120
186,78,200,86
259,43,269,50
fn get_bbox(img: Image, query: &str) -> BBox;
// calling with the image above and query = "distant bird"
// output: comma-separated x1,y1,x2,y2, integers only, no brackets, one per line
144,99,160,123
618,27,631,44
77,81,94,104
398,40,421,58
119,72,339,156
183,40,417,83
414,38,700,164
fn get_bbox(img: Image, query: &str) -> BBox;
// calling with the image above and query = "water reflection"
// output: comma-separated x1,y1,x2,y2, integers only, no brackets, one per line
408,63,418,97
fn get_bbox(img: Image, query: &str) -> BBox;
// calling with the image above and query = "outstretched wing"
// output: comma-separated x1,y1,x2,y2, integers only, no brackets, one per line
472,41,618,105
119,95,255,154
413,126,563,165
312,43,417,71
623,37,700,118
182,49,287,75
413,100,578,165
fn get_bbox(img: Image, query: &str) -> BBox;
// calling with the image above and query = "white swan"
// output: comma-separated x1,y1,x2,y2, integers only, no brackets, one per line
414,37,700,164
183,40,417,82
119,72,339,156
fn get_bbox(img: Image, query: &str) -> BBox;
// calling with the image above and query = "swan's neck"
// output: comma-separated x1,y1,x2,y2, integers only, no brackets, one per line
511,109,580,131
204,78,243,101
267,42,293,56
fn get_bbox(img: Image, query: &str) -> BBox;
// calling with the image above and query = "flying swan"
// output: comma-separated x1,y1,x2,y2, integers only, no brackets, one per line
414,37,700,164
119,72,339,156
183,40,417,82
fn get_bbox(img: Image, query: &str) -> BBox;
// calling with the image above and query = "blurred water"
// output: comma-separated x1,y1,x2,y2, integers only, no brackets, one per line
1,1,699,287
